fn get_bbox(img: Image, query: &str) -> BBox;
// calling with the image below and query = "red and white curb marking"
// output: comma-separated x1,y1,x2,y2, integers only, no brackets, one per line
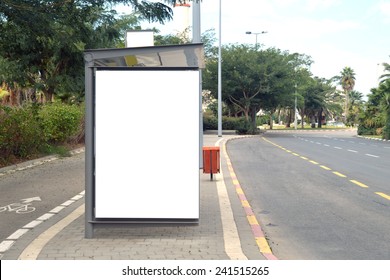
222,138,278,260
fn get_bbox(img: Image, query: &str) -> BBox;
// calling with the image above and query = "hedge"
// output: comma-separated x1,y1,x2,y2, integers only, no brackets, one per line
0,103,84,166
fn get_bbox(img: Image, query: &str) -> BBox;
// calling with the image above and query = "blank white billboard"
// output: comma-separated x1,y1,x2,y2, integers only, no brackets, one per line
94,69,199,219
125,30,154,47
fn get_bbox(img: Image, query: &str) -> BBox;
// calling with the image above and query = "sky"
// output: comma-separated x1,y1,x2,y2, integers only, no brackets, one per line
118,0,390,97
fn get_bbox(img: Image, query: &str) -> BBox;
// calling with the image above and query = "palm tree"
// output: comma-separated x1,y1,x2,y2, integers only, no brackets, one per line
340,67,356,122
379,58,390,83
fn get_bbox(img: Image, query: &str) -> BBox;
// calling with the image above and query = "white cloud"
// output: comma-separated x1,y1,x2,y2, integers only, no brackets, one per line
379,1,390,18
304,0,341,12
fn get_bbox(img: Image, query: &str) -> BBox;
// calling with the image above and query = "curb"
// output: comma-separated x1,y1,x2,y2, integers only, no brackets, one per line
356,135,390,142
0,147,85,177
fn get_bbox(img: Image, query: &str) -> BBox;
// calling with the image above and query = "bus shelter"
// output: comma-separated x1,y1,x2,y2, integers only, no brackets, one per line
84,44,205,238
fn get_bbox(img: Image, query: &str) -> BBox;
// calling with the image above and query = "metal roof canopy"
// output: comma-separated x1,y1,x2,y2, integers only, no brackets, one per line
84,43,205,238
84,43,205,68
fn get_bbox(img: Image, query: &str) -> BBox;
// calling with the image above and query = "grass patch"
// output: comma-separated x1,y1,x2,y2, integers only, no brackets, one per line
39,144,72,157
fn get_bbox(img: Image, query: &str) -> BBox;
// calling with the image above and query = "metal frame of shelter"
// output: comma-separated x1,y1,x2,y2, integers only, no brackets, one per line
84,44,205,238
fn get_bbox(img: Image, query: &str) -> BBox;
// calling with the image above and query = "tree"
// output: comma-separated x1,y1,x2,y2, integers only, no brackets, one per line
379,57,390,83
358,80,390,139
0,0,187,102
339,66,356,122
203,44,309,133
346,90,364,126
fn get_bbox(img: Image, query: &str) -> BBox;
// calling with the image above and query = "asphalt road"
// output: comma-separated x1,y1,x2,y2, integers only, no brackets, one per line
227,130,390,260
0,153,85,242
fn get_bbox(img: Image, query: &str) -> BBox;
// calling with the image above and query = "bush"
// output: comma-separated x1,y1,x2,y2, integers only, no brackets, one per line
203,115,250,132
357,125,377,136
0,105,43,159
39,102,83,143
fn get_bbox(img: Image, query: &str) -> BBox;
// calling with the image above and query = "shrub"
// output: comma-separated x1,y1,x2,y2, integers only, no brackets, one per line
357,125,376,136
39,102,83,143
0,105,43,159
202,115,250,132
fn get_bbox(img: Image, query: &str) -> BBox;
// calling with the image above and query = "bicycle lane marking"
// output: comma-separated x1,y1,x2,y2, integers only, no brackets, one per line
0,191,85,259
0,197,41,214
223,137,278,260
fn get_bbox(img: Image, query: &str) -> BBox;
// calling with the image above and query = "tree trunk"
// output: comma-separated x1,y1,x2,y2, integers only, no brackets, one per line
318,108,323,128
301,107,305,129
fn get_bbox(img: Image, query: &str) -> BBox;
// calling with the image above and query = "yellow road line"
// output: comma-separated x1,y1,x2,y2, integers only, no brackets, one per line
309,160,319,165
375,192,390,201
333,171,347,178
320,165,332,171
350,180,369,188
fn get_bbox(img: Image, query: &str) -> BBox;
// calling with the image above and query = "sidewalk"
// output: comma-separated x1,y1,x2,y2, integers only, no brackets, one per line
1,134,268,260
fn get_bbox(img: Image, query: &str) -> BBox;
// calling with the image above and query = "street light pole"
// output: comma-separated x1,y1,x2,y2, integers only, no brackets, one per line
245,31,267,50
217,0,222,137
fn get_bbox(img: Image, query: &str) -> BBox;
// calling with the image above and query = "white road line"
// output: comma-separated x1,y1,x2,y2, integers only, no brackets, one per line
365,154,379,158
324,144,330,147
334,147,342,150
0,190,85,257
347,149,358,153
6,229,29,240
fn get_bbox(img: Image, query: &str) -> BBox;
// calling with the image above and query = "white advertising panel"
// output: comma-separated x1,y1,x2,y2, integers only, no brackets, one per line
125,30,154,47
94,69,199,219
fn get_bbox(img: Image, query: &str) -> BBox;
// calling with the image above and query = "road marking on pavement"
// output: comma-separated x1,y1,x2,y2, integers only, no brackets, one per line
0,190,85,257
18,204,84,260
223,139,277,260
215,172,248,260
365,154,379,158
348,149,358,153
320,165,332,171
333,171,347,178
375,192,390,201
334,146,342,150
260,137,389,199
350,180,369,188
214,139,248,260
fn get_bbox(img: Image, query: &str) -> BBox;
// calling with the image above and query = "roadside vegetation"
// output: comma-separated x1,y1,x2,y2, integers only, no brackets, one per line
0,0,186,167
1,1,389,166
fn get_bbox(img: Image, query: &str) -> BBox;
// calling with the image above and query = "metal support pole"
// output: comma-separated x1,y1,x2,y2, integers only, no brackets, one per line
192,1,203,168
217,0,222,137
84,54,94,238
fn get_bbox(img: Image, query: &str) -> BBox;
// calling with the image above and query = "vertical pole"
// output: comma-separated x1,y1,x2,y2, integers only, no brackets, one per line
217,0,222,137
84,54,94,238
294,83,297,130
192,1,203,169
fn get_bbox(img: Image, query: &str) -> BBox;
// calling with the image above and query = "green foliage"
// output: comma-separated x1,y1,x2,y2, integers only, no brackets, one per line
203,44,312,131
202,113,253,134
0,1,176,100
357,125,376,136
0,103,84,166
0,105,43,159
39,103,83,143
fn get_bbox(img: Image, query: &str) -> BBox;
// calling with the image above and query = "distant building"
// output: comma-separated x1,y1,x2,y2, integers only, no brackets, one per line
174,1,191,37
